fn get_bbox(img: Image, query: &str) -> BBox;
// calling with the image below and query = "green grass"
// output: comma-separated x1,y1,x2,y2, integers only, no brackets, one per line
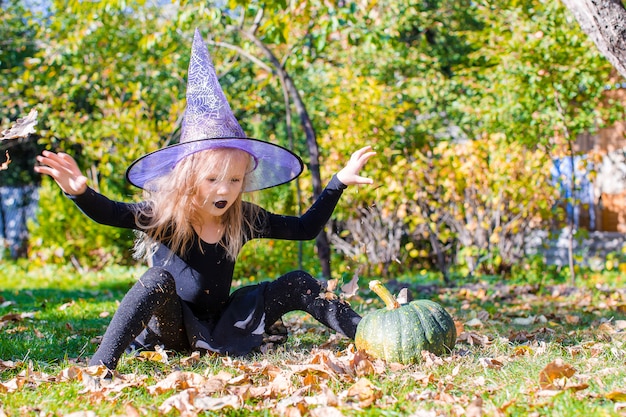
1,261,626,416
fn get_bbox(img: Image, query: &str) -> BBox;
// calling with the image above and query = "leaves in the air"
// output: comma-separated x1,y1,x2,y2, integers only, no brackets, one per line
0,152,11,171
320,273,362,301
340,273,359,299
0,109,38,140
396,287,409,304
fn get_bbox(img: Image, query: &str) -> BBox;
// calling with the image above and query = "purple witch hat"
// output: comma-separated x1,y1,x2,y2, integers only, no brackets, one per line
126,29,303,192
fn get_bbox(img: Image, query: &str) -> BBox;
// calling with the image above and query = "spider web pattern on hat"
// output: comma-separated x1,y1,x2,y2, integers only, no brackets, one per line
126,29,303,192
181,30,246,142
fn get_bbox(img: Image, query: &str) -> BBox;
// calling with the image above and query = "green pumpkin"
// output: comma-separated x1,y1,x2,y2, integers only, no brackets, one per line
355,280,456,364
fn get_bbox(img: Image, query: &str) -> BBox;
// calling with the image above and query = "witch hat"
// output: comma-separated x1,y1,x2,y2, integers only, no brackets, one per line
126,29,303,191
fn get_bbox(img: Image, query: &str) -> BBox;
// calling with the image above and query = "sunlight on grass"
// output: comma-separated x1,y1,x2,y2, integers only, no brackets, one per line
1,262,626,416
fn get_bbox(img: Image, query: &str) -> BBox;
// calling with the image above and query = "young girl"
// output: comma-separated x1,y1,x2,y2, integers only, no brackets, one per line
34,29,375,370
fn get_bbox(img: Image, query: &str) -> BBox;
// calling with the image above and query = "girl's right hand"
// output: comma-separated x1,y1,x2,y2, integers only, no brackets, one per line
35,151,88,196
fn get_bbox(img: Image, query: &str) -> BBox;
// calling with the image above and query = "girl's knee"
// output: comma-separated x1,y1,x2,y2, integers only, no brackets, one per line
136,267,176,295
276,270,323,292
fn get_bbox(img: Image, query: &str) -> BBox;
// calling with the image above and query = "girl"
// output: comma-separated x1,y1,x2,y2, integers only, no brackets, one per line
34,29,375,370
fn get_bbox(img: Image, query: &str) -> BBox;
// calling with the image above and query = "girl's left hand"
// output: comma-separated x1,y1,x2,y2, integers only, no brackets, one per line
336,145,376,186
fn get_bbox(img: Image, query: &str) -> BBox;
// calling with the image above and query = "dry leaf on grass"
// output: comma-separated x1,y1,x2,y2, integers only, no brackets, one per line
605,390,626,402
64,412,97,417
147,371,209,395
421,351,445,367
180,351,202,366
465,396,483,417
138,345,169,363
158,388,198,415
193,394,241,411
309,406,345,417
0,360,21,371
538,358,576,390
343,377,381,408
479,357,504,369
535,357,588,396
458,331,490,347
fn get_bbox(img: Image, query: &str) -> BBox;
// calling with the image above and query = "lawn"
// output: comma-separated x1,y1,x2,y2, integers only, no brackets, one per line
1,261,625,416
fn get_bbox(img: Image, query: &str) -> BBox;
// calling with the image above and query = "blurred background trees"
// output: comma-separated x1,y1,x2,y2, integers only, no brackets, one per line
1,0,623,281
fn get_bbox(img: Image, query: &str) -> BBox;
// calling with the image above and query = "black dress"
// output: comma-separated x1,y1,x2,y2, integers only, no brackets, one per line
70,175,351,355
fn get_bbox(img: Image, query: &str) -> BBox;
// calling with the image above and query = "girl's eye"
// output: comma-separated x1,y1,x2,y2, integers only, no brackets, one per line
207,177,217,183
231,178,241,183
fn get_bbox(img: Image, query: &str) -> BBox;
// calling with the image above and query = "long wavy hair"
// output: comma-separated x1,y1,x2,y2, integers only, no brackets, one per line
133,148,260,262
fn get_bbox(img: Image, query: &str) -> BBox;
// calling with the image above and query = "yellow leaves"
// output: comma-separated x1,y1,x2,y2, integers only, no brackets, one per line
606,390,626,402
138,346,169,364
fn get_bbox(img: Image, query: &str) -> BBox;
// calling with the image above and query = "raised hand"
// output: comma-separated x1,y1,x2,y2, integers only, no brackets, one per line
336,145,376,186
35,151,88,196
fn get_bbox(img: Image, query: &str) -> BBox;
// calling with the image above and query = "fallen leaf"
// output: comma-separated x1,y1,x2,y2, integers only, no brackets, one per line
465,395,483,417
180,351,202,366
0,312,35,324
458,331,490,347
606,390,626,402
615,320,626,330
511,345,533,356
194,394,241,411
158,388,197,414
138,345,168,364
122,403,141,417
407,371,435,387
0,360,20,371
344,377,381,408
350,349,375,377
270,372,294,396
147,371,208,395
309,406,345,417
465,318,484,328
538,359,576,389
512,316,535,326
421,351,444,367
58,301,75,310
479,357,504,369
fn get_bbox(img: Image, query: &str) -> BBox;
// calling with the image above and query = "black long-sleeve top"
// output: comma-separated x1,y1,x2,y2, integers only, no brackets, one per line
69,176,346,319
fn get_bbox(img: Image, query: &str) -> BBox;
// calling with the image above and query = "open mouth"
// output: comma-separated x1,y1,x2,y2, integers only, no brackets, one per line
214,200,227,209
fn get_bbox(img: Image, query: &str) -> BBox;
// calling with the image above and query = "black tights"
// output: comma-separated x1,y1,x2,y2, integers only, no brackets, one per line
89,267,187,369
263,270,361,339
89,268,361,369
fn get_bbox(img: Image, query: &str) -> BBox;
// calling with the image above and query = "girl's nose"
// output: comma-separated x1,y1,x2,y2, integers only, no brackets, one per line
217,181,232,194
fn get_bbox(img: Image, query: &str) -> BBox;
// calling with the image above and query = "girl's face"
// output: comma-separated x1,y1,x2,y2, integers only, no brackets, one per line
194,149,250,219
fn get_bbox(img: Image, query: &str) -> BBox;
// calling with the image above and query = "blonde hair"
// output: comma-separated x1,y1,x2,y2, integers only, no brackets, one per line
133,148,259,262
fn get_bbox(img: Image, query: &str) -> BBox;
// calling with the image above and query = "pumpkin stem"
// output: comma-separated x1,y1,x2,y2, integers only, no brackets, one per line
369,280,401,310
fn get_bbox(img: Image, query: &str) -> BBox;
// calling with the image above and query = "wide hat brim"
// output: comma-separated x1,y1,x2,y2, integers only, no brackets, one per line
126,137,304,192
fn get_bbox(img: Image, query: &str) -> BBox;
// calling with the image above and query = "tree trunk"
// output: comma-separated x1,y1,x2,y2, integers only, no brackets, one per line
561,0,626,79
240,31,332,278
